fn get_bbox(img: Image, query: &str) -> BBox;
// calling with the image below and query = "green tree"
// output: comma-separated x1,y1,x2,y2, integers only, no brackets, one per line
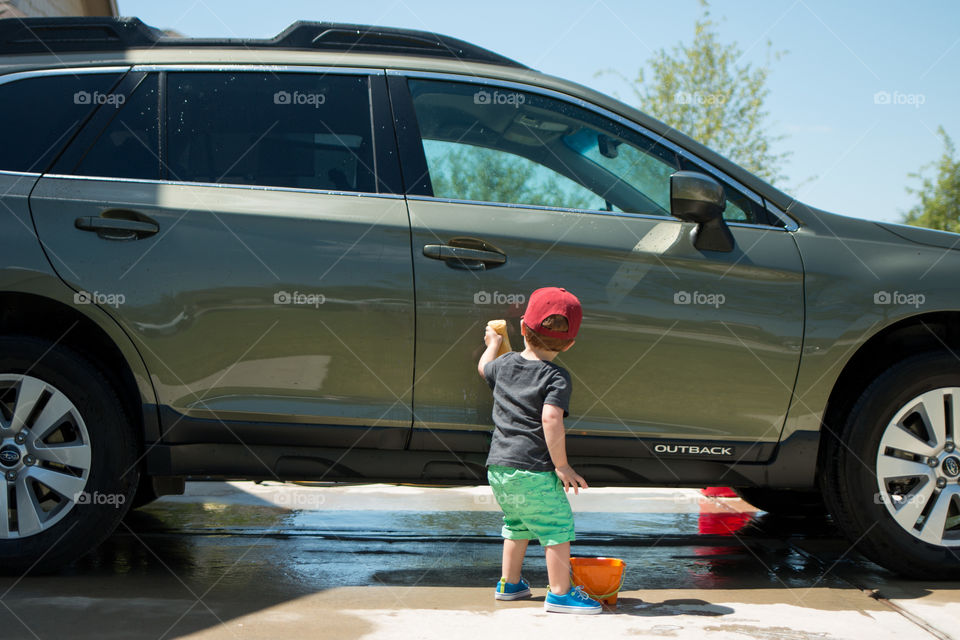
427,141,600,210
903,127,960,233
609,3,789,185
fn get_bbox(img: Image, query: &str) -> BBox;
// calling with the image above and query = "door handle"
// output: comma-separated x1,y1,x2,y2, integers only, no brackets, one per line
76,210,159,241
423,244,507,270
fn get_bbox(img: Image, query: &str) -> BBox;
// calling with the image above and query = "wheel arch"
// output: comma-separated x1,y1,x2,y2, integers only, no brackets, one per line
820,311,960,451
0,290,160,442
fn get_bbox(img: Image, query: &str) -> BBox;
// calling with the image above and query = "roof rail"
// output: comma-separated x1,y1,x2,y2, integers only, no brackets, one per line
0,17,527,68
0,17,163,52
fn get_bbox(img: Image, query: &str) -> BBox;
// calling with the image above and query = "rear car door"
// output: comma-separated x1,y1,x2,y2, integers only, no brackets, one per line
393,74,804,472
30,67,414,450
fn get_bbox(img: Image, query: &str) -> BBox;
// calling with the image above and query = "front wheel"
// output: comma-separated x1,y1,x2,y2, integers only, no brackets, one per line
0,337,139,574
823,352,960,579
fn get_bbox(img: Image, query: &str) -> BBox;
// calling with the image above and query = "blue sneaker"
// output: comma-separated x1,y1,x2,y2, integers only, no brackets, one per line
494,577,531,600
544,585,602,614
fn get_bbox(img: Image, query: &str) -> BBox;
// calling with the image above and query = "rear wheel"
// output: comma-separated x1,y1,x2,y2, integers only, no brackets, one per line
0,337,138,574
823,352,960,579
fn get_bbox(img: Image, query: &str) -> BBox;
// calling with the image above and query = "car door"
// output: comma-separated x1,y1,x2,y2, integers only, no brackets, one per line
29,67,414,449
393,75,804,461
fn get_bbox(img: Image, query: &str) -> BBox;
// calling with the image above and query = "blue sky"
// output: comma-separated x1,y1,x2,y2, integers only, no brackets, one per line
118,0,960,223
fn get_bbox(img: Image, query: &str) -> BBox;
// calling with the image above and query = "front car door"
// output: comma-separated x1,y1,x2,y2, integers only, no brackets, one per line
392,74,804,478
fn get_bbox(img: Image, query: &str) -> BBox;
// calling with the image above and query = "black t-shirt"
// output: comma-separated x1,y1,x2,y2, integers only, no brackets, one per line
483,351,572,472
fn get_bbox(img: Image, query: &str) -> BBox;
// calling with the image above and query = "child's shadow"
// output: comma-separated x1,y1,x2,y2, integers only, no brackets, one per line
527,595,733,616
603,597,734,617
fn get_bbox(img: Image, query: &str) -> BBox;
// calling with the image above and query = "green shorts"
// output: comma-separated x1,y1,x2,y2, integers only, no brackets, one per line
487,464,575,547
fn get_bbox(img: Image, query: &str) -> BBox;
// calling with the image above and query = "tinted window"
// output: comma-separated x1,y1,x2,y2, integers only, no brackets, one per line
423,140,608,210
408,79,679,215
74,74,160,180
0,72,121,172
167,73,377,192
408,79,766,223
575,133,677,212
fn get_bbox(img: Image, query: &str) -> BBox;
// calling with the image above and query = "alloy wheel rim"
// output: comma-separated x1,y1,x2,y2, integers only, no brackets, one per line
0,374,92,539
875,388,960,547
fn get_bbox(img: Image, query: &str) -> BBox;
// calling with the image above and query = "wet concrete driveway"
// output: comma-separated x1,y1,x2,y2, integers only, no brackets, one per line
0,482,957,639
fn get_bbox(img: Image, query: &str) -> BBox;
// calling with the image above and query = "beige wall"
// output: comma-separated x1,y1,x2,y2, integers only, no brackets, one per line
0,0,118,18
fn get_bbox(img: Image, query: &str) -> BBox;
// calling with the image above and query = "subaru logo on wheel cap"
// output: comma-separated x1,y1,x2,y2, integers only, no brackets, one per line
0,445,20,467
943,456,960,478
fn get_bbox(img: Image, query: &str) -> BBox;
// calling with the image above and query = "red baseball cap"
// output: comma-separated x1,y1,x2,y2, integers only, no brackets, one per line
523,287,582,340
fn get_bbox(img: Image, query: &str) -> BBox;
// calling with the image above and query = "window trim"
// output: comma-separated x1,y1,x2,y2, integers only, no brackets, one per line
388,69,798,231
0,66,131,87
405,194,777,230
0,169,41,177
130,64,385,75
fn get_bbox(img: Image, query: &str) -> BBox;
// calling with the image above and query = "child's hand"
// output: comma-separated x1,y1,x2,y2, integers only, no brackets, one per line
478,325,505,380
555,465,588,495
484,324,504,350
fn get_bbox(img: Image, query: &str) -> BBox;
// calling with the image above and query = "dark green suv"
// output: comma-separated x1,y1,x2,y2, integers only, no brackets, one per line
0,17,958,578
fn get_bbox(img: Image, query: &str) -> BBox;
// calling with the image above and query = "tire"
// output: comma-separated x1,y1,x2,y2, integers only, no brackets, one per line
822,352,960,579
736,488,826,518
0,336,139,574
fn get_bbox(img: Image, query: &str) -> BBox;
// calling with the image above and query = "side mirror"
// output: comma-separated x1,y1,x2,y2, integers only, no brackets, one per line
670,171,734,252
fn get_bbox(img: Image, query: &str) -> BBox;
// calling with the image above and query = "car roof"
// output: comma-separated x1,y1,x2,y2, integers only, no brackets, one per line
0,17,527,68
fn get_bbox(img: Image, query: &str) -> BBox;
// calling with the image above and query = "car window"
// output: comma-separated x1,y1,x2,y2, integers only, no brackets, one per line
0,72,122,173
408,79,679,216
422,139,608,210
565,128,678,213
74,74,160,180
723,190,757,222
167,72,378,193
407,79,766,224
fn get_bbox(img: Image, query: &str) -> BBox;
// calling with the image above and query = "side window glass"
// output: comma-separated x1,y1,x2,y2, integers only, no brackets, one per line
167,72,378,193
74,74,160,180
0,73,121,173
423,140,607,210
407,79,680,215
723,192,755,223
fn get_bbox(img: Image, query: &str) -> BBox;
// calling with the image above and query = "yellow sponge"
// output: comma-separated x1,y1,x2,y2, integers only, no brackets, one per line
487,319,513,358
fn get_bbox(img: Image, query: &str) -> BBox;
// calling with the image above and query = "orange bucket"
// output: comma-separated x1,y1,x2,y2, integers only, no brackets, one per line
570,557,626,606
